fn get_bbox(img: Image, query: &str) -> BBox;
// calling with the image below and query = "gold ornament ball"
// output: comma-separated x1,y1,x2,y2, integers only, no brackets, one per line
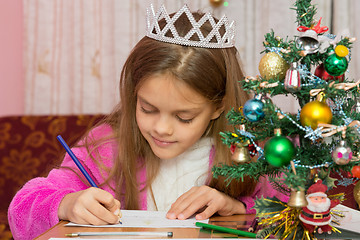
354,181,360,208
259,52,289,81
300,100,332,129
209,0,223,7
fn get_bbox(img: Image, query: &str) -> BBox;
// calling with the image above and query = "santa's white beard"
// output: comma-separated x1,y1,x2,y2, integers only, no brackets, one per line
306,196,331,212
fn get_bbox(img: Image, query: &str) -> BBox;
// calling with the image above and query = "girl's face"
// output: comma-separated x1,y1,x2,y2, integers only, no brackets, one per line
136,73,223,160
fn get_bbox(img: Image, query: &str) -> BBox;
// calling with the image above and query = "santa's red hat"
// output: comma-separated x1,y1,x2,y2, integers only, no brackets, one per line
307,180,328,197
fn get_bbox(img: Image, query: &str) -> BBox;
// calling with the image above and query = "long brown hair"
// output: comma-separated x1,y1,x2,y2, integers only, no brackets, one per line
83,11,257,209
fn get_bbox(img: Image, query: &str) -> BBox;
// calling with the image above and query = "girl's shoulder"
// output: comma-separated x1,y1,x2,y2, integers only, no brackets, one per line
88,123,114,139
80,123,117,151
80,124,118,166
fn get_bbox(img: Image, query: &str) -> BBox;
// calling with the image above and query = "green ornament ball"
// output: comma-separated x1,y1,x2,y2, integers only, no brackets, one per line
324,54,348,76
264,136,295,167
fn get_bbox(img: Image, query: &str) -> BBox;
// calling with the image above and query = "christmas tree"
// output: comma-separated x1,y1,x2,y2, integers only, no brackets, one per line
212,0,360,239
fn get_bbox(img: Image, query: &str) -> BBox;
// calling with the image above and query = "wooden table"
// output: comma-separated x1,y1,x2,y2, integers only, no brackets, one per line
35,214,256,239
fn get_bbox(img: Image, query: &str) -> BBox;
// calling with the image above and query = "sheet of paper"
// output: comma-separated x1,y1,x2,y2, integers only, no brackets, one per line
331,204,360,233
65,210,208,228
49,239,256,240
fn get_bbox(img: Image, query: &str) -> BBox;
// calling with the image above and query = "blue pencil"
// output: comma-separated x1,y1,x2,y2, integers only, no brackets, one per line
56,135,98,187
56,135,122,224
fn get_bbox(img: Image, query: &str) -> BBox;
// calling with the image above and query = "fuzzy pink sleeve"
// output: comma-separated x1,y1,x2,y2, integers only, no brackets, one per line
7,148,92,240
208,147,288,214
238,176,289,214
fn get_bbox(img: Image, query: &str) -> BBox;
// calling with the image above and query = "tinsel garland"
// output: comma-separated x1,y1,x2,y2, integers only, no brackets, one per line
253,196,344,240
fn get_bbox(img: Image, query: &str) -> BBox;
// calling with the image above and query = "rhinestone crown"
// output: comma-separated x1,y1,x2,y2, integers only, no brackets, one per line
146,4,235,48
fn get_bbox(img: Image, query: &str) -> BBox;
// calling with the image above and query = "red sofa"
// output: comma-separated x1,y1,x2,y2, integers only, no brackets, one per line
0,114,105,239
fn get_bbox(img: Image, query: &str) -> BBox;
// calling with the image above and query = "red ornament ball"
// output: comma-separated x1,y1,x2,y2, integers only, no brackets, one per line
352,166,360,178
247,142,258,156
230,144,236,154
314,63,344,82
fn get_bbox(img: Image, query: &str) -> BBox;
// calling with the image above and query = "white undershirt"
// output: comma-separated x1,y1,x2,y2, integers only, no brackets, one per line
147,137,213,211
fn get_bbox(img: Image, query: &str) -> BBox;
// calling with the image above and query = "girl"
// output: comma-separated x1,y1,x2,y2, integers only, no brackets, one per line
8,5,288,240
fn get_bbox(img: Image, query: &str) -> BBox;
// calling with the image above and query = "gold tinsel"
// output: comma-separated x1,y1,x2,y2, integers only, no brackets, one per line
257,198,342,240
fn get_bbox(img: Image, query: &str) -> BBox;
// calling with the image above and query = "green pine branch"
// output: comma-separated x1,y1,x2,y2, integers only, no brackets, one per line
292,0,316,27
216,0,360,207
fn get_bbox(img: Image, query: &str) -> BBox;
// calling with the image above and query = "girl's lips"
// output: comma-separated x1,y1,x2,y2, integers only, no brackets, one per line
152,137,176,147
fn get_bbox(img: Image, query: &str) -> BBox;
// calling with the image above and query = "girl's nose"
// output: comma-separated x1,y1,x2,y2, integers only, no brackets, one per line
154,115,173,136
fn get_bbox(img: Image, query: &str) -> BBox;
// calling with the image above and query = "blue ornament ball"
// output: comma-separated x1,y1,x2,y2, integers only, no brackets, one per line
243,98,265,122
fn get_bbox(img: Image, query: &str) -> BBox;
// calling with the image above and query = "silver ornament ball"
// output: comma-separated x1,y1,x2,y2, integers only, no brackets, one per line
332,140,353,165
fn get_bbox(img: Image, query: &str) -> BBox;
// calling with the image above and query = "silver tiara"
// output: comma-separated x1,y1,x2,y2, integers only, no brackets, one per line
146,4,235,48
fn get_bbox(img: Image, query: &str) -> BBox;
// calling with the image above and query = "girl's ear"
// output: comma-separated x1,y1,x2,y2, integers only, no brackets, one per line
211,99,226,120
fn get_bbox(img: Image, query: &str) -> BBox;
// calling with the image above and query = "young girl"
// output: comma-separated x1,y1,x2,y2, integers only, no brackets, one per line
8,5,288,240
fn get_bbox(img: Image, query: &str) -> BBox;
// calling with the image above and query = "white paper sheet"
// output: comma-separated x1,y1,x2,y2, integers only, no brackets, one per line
331,204,360,233
65,210,208,228
49,239,255,240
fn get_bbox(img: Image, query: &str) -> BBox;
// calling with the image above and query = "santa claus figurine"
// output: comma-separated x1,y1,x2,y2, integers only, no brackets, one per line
299,180,340,234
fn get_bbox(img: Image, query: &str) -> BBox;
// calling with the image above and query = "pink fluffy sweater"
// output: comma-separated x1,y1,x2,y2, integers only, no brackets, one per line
8,124,288,240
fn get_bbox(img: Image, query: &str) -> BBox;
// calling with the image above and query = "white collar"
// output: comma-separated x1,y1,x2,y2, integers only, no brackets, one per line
147,137,213,211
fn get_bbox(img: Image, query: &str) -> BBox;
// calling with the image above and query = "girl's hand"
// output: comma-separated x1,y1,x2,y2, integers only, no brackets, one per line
166,186,246,220
58,187,121,225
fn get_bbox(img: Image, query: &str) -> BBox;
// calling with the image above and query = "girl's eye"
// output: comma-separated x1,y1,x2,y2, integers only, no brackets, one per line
140,105,193,123
177,116,193,124
140,107,155,114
